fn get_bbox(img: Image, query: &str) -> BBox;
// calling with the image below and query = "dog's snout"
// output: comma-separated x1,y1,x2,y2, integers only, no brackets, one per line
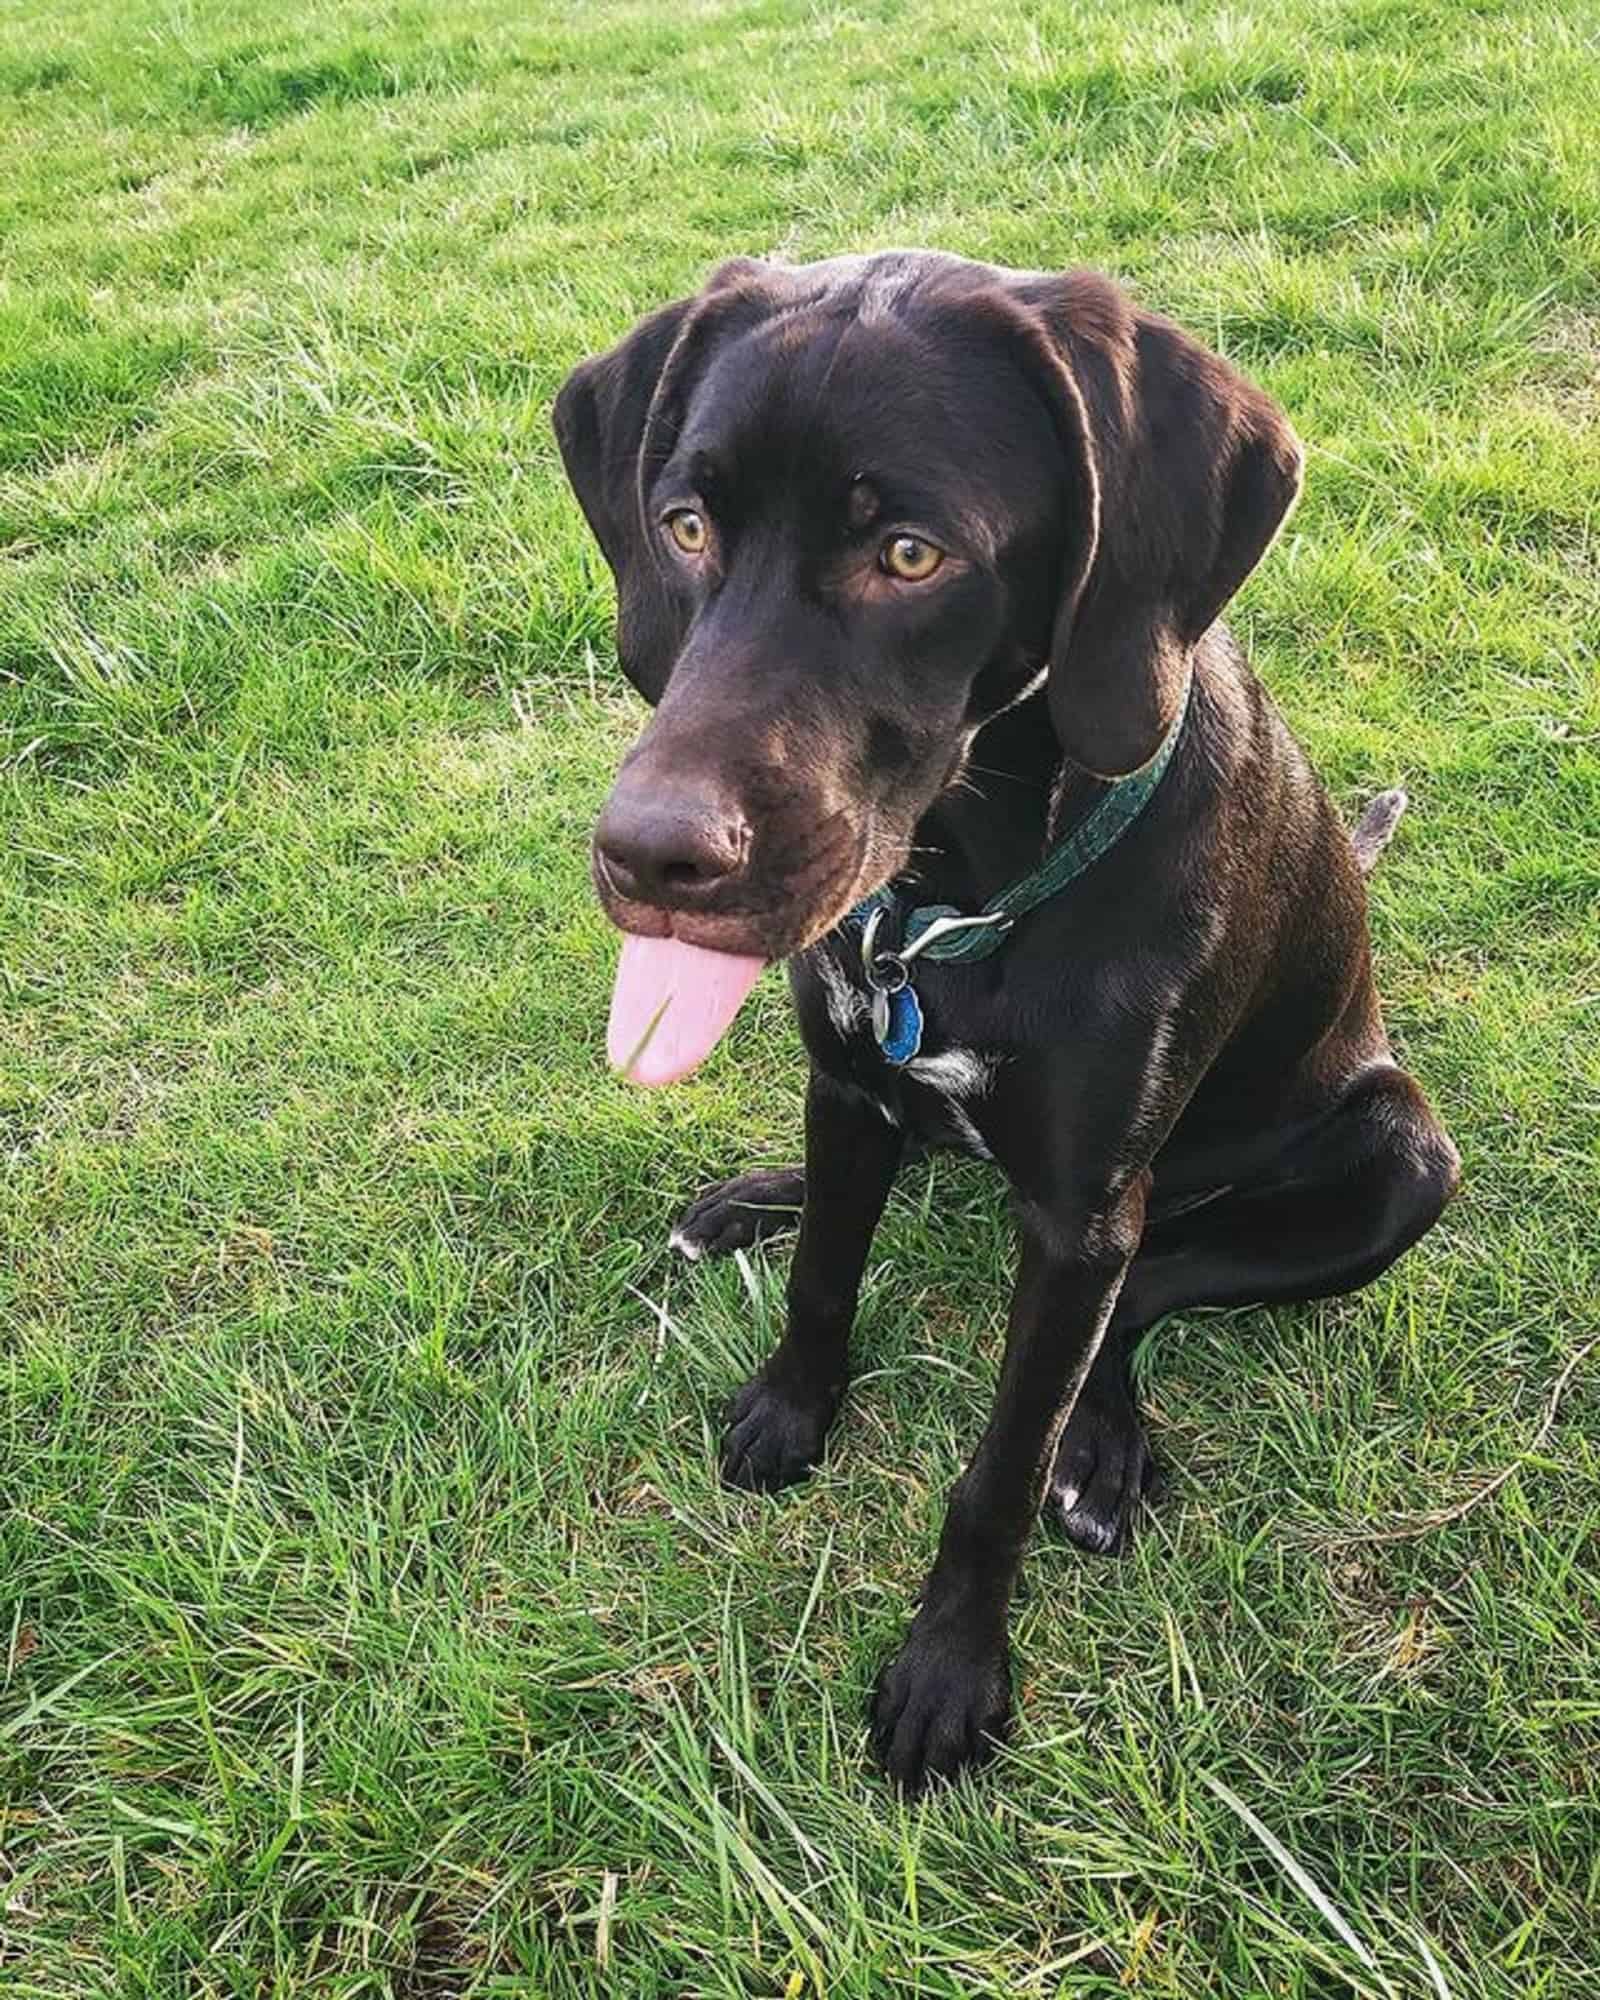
595,783,751,907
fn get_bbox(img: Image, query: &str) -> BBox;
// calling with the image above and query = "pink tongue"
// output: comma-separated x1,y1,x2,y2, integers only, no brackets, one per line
607,933,767,1086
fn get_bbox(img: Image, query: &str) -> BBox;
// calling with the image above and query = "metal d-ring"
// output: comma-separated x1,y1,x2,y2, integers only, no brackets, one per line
859,905,905,993
861,900,1012,989
869,953,910,994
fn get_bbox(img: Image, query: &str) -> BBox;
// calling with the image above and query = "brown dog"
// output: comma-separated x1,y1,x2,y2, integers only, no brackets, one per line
555,253,1459,1790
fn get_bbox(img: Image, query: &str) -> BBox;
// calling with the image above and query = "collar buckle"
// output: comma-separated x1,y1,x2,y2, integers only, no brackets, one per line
898,909,1012,964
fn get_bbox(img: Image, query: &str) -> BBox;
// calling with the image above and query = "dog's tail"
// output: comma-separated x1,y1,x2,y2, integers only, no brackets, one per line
1352,788,1407,875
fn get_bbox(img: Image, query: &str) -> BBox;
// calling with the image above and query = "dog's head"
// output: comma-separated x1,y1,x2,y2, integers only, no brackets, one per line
554,252,1301,1078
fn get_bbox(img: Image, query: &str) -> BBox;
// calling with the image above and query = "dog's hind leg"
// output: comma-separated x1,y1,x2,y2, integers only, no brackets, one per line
1116,1064,1457,1320
1048,1063,1458,1554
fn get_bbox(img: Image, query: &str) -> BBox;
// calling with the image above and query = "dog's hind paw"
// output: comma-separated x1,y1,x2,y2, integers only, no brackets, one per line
1047,1386,1157,1555
672,1167,805,1260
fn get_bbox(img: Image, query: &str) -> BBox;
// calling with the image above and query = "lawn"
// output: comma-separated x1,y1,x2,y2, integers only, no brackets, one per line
2,0,1598,1992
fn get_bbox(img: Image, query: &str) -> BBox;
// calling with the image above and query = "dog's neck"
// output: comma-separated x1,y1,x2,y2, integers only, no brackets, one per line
911,691,1103,908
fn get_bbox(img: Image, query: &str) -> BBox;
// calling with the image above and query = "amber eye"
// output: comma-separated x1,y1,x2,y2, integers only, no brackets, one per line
880,533,944,581
665,508,708,555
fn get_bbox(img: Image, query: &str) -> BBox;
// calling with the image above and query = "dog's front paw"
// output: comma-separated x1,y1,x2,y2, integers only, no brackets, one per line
869,1615,1011,1792
720,1369,839,1492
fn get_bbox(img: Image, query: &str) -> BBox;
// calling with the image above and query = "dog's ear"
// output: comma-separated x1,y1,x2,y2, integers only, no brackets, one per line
552,259,778,702
995,271,1303,775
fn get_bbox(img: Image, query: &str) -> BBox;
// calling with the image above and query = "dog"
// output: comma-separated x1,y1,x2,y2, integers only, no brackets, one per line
553,251,1459,1792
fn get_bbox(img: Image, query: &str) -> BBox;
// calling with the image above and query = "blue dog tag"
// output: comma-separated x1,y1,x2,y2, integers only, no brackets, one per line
876,983,924,1065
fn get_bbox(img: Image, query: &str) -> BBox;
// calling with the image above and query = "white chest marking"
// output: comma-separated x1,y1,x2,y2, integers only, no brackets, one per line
904,1047,995,1158
810,954,996,1152
815,951,870,1038
905,1048,992,1099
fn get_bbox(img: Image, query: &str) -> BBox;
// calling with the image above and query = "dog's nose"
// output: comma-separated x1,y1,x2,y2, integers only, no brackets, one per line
594,786,750,906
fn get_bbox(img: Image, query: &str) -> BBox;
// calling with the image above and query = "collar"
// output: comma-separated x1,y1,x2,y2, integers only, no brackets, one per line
837,673,1192,1061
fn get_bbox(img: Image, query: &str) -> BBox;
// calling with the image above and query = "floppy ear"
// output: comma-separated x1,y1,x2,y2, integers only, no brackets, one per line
552,259,777,702
1000,271,1304,775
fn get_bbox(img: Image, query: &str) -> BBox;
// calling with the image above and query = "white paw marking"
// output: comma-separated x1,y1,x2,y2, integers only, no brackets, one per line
1054,1482,1081,1514
668,1227,703,1262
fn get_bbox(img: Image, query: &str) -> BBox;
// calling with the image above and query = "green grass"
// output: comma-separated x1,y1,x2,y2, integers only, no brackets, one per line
2,0,1598,1991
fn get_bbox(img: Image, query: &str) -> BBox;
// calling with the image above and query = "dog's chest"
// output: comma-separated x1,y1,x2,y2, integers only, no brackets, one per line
792,941,998,1159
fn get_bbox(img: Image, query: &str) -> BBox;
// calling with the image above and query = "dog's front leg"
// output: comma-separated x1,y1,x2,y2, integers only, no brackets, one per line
721,1072,903,1492
870,1176,1148,1790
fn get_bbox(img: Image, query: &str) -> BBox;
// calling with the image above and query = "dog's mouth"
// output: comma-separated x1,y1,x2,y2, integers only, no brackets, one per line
597,810,899,1087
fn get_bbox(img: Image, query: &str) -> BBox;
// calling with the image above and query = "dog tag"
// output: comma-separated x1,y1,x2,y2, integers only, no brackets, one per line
876,984,924,1065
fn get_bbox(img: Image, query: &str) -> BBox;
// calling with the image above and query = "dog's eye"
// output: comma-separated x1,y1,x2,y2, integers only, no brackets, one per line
880,534,944,582
664,508,708,555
